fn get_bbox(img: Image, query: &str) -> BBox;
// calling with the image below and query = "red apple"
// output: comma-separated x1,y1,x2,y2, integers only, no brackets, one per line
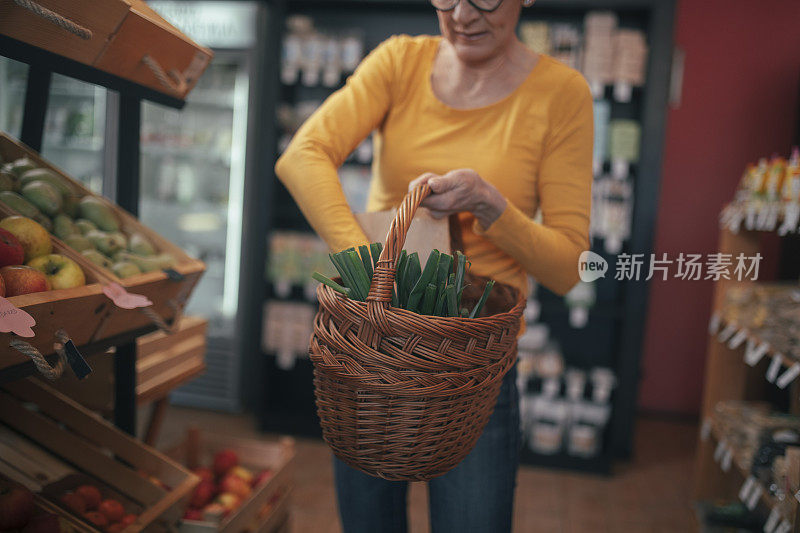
98,499,125,523
0,264,50,296
183,509,203,521
83,511,108,529
21,513,62,533
75,485,102,510
213,449,238,476
0,216,51,262
0,228,24,267
60,492,87,514
189,480,215,509
192,467,214,484
253,469,272,487
220,474,251,500
0,486,35,529
121,514,137,526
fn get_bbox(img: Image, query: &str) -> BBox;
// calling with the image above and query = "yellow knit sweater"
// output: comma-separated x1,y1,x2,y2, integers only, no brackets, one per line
275,35,593,296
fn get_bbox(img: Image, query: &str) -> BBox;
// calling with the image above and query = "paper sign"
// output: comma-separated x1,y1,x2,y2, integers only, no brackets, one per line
103,283,153,310
764,507,781,533
745,483,763,510
721,447,733,472
700,419,711,441
744,339,770,366
708,313,721,335
776,363,800,389
0,297,36,337
766,354,784,383
63,339,91,380
728,329,748,349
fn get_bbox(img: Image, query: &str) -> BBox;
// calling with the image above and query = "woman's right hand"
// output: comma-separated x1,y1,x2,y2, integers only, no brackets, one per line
409,169,507,229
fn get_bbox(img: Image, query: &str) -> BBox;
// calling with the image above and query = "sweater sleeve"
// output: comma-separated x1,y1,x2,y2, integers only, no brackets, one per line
274,37,402,252
474,72,593,295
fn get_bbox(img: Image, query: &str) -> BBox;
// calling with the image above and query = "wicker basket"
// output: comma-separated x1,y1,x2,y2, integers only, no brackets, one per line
310,184,525,481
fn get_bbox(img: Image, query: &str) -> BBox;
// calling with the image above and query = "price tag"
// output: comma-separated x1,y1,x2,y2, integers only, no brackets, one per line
721,447,733,472
766,353,784,383
728,329,748,349
0,297,36,337
709,313,721,335
764,507,781,533
718,324,737,343
745,483,763,510
63,339,91,380
744,339,771,366
700,418,711,441
162,268,185,282
739,476,756,502
102,283,153,310
776,363,800,389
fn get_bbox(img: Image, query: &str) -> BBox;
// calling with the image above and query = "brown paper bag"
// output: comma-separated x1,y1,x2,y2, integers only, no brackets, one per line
355,208,450,263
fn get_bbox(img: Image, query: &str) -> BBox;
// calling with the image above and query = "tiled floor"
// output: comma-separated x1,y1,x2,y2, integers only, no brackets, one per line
147,408,698,532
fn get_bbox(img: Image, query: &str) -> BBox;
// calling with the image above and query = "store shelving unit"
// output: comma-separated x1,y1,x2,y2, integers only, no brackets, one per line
254,0,676,473
0,31,186,434
694,210,800,529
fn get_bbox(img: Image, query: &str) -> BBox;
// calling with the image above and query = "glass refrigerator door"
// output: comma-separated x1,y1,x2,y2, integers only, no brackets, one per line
0,58,28,138
139,53,249,340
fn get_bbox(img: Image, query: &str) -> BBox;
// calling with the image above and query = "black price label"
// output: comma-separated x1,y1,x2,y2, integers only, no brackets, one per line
63,340,92,380
163,268,185,282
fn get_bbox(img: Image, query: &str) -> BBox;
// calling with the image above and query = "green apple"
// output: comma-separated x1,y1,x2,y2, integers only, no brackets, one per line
27,254,85,290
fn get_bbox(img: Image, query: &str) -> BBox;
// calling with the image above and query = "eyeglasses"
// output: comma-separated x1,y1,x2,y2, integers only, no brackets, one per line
430,0,504,13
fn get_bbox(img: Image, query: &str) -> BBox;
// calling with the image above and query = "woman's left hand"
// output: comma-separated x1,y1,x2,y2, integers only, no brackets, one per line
408,169,507,229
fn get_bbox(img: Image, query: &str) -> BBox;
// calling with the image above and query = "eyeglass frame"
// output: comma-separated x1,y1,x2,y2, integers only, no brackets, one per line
430,0,505,14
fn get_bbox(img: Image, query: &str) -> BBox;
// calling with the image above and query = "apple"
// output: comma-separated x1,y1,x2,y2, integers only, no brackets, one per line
220,474,251,500
121,514,137,526
183,509,203,521
0,228,24,267
213,449,238,476
189,480,215,509
0,216,52,261
60,492,87,514
253,469,272,487
98,499,125,523
192,467,214,484
27,254,85,290
21,513,62,533
0,265,50,296
215,492,241,512
83,511,108,529
75,485,102,510
229,466,253,485
0,486,35,529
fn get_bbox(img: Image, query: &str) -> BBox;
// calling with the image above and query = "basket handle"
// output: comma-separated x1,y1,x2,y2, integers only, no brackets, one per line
365,182,431,328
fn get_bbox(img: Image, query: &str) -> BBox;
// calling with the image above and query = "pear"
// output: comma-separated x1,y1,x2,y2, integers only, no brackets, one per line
0,191,42,218
78,196,118,232
112,261,142,279
81,249,112,269
115,251,176,273
5,157,36,178
86,230,125,257
21,180,62,216
20,168,73,196
128,232,156,256
63,233,94,252
62,194,81,218
53,214,79,240
75,219,97,235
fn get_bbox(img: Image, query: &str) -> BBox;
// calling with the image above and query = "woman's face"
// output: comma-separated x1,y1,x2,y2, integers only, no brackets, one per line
437,0,525,65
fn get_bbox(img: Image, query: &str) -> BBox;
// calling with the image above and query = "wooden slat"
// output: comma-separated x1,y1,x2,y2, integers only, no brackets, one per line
137,316,207,359
136,357,205,405
137,335,205,383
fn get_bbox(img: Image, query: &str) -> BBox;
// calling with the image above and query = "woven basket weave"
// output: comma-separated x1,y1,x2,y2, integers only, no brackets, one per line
310,184,525,481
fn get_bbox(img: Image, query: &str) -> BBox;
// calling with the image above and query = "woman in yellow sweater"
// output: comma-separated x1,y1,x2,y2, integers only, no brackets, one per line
276,0,593,530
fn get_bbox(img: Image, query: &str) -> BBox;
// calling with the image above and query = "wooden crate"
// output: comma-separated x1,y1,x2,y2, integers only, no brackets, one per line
0,378,200,532
166,429,295,533
0,133,205,344
0,0,212,100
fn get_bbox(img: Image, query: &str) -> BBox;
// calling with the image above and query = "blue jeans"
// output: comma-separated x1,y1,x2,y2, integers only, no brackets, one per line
334,366,520,533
